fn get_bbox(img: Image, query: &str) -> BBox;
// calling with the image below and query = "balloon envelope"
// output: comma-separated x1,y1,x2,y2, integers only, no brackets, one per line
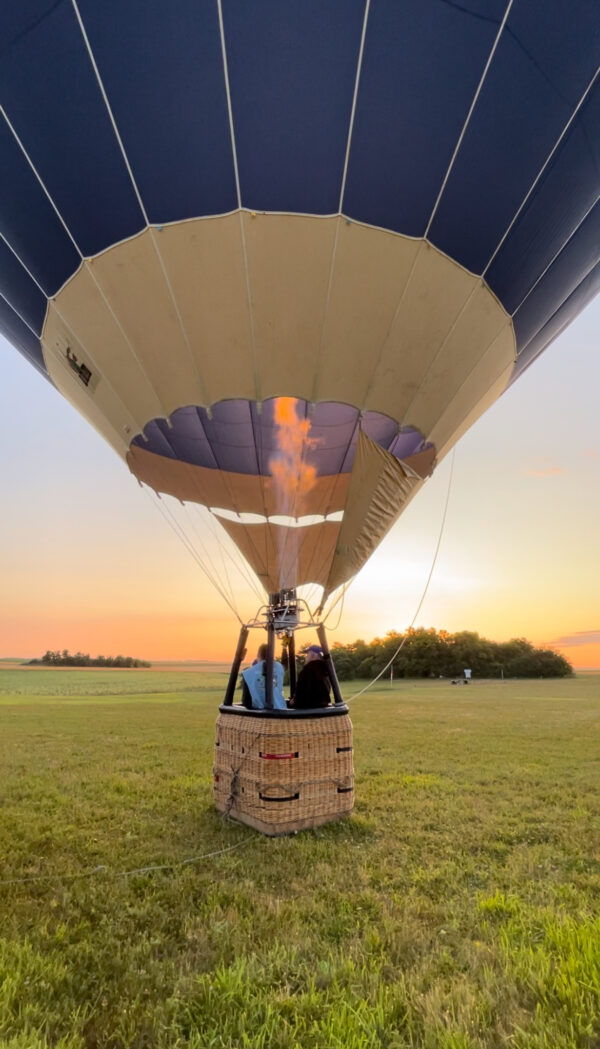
1,1,599,595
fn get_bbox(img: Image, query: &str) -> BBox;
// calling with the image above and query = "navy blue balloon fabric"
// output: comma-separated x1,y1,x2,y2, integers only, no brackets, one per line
78,0,238,223
223,0,366,214
0,0,598,382
343,0,507,236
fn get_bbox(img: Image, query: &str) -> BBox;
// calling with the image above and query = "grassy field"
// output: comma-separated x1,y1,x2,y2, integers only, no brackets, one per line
0,668,598,1049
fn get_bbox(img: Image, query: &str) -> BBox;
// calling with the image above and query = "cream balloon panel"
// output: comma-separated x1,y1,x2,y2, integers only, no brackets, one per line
45,259,164,435
365,245,510,423
431,357,516,463
317,221,422,407
42,321,132,460
155,215,256,404
241,213,338,403
42,212,515,462
406,302,514,443
43,307,136,457
88,230,206,411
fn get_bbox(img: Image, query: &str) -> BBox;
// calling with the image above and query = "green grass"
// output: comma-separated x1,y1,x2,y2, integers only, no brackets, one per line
0,671,598,1048
0,668,228,699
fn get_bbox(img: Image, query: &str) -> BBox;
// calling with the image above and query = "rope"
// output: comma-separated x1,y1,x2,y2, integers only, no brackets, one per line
0,838,252,890
186,501,261,610
345,447,456,703
143,487,243,623
203,507,266,605
222,726,269,816
321,579,352,631
185,503,236,610
159,498,241,619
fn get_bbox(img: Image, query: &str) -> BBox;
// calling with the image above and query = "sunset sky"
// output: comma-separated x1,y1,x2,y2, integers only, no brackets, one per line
1,297,599,668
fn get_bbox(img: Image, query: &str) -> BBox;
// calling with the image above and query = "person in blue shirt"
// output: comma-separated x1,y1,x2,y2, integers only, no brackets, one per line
241,644,287,710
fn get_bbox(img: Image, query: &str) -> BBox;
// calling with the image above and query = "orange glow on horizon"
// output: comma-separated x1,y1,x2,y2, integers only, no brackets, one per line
2,606,598,670
0,611,237,663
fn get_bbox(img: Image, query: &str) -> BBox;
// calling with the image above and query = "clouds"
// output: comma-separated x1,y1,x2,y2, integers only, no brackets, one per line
523,454,565,477
524,447,600,476
525,465,565,477
550,630,600,647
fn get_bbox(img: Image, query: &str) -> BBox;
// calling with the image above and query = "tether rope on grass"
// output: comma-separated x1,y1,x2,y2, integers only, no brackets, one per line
0,838,252,890
143,487,244,624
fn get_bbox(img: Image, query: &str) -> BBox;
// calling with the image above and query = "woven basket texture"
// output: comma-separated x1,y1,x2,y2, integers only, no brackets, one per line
214,710,354,836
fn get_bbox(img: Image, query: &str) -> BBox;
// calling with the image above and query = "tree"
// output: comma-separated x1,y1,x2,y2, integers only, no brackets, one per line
27,650,151,668
328,628,573,680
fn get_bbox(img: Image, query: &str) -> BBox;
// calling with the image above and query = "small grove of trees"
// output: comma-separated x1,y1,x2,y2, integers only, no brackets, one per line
29,650,150,668
331,628,573,680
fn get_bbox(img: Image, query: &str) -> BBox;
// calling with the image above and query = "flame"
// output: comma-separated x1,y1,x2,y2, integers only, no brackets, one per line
269,398,318,516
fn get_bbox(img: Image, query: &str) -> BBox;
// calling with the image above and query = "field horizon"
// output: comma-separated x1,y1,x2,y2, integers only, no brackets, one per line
3,657,600,674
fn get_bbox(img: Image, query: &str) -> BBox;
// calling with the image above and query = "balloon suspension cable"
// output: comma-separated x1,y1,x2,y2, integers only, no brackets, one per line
299,586,320,624
180,502,236,610
320,579,353,631
321,581,351,633
201,505,266,605
180,470,271,606
143,487,243,624
346,447,456,703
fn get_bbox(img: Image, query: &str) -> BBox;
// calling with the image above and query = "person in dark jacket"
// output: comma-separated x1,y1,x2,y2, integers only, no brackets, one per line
292,644,331,709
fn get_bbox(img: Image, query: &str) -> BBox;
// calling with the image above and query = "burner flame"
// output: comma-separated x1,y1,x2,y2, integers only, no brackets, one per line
269,398,317,515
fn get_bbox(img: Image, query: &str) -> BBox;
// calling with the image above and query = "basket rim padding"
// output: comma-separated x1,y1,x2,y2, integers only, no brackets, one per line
218,703,349,719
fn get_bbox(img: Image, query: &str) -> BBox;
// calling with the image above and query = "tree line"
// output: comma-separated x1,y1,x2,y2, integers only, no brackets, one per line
29,650,151,668
330,628,573,680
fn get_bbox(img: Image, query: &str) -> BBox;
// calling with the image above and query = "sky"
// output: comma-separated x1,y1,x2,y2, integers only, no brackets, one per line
1,298,599,667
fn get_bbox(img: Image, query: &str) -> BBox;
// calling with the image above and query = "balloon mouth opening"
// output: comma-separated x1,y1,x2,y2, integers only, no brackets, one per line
130,398,433,475
129,398,435,605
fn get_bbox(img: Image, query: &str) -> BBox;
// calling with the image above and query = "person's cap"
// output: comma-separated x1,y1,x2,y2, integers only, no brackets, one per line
306,644,324,657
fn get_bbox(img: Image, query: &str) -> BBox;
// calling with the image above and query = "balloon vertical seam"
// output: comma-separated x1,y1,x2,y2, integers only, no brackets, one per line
510,193,600,320
0,106,82,258
423,0,515,241
338,0,372,215
482,67,600,279
71,0,211,410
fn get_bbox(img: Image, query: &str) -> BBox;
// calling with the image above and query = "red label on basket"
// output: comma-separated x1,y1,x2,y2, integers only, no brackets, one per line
259,751,299,760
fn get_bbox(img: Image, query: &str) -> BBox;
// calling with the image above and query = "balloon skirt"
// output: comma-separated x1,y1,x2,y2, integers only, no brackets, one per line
213,708,354,836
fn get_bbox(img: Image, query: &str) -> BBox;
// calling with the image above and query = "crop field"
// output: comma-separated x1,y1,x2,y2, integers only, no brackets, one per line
0,668,598,1049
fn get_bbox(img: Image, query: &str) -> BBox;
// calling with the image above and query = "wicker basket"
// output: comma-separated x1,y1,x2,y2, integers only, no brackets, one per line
213,706,354,835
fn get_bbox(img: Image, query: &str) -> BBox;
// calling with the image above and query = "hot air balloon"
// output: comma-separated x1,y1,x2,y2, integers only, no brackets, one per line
1,1,599,832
